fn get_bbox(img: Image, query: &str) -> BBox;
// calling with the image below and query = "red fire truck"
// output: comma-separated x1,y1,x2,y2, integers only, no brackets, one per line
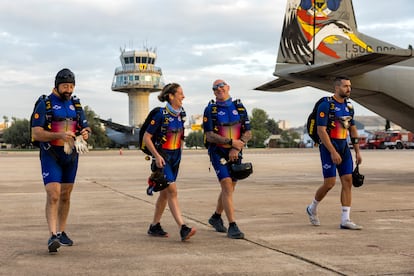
384,131,414,149
365,131,387,149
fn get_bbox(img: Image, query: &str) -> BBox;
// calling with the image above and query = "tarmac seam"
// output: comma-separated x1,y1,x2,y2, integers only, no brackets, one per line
0,251,18,269
90,180,155,205
242,238,347,276
181,216,348,275
91,180,414,275
91,180,347,275
374,208,414,213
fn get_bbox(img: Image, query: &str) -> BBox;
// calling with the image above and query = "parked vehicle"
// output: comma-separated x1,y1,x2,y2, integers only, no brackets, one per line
384,131,414,149
366,131,387,149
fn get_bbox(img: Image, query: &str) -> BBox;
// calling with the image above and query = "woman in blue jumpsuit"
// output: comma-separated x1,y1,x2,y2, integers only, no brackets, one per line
143,83,196,241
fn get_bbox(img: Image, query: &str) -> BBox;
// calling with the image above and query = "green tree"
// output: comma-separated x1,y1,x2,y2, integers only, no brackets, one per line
185,131,204,149
3,106,111,149
83,106,112,148
280,130,301,148
249,108,270,148
266,118,282,135
3,117,30,148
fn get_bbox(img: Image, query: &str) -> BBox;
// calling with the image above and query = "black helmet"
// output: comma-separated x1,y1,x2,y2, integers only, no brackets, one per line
146,168,169,195
230,162,253,180
55,68,75,88
352,164,364,187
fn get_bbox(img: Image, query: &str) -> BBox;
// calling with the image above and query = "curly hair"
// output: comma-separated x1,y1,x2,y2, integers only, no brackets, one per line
158,83,180,103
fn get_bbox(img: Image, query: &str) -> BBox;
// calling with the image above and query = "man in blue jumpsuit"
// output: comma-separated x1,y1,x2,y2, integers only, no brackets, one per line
306,76,363,230
31,68,91,252
203,79,252,239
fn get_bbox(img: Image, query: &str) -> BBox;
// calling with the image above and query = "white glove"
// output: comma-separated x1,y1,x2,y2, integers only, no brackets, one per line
64,141,73,155
75,135,89,154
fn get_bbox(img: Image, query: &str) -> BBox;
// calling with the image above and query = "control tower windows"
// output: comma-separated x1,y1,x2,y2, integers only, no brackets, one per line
124,57,134,64
115,75,128,85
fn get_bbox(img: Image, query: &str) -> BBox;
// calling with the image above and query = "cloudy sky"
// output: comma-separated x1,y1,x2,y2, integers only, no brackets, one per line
1,0,413,127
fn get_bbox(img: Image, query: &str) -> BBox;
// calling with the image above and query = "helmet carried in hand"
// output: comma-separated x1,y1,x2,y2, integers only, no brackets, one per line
230,162,253,180
352,164,364,187
146,168,169,195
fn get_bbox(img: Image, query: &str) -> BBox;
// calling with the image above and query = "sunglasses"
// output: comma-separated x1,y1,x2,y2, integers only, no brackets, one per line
212,82,227,90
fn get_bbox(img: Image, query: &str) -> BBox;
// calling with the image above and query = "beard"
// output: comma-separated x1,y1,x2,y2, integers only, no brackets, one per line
339,91,350,99
58,91,72,101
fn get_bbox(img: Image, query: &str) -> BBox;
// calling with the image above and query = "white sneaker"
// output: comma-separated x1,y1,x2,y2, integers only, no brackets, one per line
306,206,320,226
340,220,363,230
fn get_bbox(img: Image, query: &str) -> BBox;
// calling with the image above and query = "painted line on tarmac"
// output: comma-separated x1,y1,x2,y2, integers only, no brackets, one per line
91,179,347,275
242,238,347,276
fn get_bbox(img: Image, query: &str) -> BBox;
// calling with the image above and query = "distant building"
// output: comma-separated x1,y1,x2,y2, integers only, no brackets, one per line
264,135,281,147
0,122,10,130
187,114,203,133
277,120,290,130
0,121,11,146
354,116,402,131
190,114,203,126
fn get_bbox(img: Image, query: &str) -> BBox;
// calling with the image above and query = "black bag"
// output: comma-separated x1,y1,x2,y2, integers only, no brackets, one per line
306,97,334,144
352,164,364,187
306,96,354,144
139,107,162,155
30,95,52,147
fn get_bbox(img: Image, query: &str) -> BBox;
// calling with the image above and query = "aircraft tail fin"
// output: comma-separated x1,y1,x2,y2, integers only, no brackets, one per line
277,0,403,66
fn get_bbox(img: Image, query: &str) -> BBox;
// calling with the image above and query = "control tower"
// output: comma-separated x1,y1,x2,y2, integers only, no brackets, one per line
111,48,164,127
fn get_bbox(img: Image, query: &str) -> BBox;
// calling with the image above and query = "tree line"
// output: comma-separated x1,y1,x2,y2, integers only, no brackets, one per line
2,107,301,149
2,106,112,149
185,108,301,149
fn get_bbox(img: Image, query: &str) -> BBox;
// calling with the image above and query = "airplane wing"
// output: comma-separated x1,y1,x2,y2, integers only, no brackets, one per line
98,118,134,134
255,51,414,131
349,87,414,132
254,78,304,91
294,51,413,80
256,51,413,92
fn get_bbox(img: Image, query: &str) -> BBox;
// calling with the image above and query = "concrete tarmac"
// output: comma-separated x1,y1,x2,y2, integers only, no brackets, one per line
0,148,413,275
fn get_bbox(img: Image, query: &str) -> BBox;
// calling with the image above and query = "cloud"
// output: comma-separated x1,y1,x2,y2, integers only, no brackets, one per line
0,0,413,128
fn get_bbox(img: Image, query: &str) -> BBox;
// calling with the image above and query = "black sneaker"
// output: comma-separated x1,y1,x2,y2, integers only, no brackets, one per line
48,235,61,253
180,225,196,241
148,223,169,237
208,215,227,233
227,223,244,239
57,231,73,246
